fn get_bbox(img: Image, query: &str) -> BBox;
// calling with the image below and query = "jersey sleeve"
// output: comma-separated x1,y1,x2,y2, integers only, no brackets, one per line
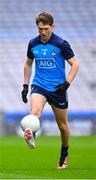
27,40,34,59
61,40,75,60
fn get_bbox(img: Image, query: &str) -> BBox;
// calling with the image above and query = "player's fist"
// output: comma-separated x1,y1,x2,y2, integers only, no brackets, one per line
22,84,29,103
56,81,70,91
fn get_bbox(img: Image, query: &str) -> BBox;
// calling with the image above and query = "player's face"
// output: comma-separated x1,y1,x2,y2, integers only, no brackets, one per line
37,22,54,43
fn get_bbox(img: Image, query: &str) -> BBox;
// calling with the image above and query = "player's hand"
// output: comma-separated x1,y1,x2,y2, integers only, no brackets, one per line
56,81,70,91
22,84,29,103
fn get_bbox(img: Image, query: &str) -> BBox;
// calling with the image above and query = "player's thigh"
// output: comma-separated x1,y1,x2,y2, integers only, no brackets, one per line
30,93,47,116
51,104,68,124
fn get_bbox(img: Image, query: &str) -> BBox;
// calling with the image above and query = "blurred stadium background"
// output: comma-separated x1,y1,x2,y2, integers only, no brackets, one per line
0,0,96,136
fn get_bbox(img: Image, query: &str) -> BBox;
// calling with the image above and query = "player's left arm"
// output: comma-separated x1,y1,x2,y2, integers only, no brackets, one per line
55,57,79,91
56,40,79,91
66,57,79,85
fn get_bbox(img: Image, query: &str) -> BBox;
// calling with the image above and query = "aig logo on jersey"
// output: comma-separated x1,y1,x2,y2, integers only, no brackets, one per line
36,58,56,68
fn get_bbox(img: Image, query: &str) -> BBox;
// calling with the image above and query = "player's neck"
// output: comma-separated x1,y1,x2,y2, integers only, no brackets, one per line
41,32,52,44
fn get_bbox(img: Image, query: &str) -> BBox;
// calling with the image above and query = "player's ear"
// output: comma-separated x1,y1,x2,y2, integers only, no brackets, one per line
51,24,55,30
52,24,55,28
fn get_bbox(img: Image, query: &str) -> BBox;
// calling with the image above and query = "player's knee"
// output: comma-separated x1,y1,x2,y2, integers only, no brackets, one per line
31,107,41,117
58,122,69,133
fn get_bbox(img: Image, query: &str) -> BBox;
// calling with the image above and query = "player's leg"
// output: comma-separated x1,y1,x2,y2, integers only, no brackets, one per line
30,93,47,117
51,105,70,168
25,92,47,149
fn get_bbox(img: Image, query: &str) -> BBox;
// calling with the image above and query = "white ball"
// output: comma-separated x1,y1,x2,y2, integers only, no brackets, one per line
21,114,40,132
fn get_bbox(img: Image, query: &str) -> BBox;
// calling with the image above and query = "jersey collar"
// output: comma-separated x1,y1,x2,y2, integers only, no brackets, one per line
39,32,54,45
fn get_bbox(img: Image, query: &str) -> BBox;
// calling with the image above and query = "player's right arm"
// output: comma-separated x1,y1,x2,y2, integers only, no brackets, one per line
23,57,34,85
22,58,34,103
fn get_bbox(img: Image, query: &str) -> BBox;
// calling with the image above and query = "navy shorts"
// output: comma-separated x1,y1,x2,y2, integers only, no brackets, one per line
31,85,68,109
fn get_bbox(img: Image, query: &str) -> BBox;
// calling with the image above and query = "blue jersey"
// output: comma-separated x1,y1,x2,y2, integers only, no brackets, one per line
27,33,74,91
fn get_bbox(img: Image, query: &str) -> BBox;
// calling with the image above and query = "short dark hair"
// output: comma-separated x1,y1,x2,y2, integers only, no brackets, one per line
36,12,54,26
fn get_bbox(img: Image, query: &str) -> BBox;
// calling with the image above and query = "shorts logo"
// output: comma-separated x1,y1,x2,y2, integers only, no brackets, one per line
36,58,56,68
59,102,65,105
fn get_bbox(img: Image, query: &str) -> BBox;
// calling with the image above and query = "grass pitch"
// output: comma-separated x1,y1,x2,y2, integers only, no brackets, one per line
0,135,96,179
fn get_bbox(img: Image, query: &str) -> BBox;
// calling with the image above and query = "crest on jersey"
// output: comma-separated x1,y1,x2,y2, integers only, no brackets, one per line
42,49,48,56
51,51,56,56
